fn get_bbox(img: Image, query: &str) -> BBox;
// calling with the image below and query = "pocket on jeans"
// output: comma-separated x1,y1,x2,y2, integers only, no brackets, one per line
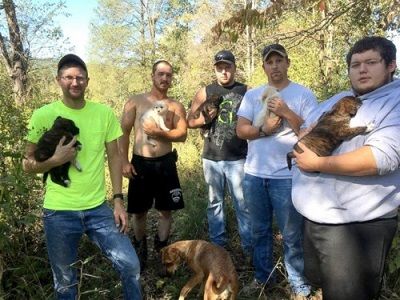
42,208,57,218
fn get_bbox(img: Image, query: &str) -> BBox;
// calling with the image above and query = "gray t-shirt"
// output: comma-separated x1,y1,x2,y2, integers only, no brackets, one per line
237,82,318,178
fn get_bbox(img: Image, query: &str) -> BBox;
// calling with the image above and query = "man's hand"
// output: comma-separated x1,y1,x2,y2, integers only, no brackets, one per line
262,116,282,135
113,199,129,234
202,108,218,124
122,161,137,179
268,98,290,117
142,120,161,136
293,142,322,172
52,136,78,165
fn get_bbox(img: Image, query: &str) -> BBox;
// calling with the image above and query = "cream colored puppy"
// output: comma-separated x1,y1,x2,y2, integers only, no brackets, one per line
253,85,281,128
141,100,170,146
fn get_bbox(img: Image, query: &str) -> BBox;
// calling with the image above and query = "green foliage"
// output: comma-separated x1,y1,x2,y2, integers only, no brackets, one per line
0,92,50,298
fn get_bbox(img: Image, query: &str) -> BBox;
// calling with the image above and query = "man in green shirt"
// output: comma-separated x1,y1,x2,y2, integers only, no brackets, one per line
22,54,142,299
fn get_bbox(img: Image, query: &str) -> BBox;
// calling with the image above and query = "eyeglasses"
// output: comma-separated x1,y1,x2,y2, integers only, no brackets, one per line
60,76,87,83
349,58,383,70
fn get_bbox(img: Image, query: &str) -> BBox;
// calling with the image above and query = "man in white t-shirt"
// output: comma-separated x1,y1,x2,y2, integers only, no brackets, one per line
236,44,317,299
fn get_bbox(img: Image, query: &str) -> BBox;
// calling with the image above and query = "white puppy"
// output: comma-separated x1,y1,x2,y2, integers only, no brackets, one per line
141,100,170,146
253,85,281,128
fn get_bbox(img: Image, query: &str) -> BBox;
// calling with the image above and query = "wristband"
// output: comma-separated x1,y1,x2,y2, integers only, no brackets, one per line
113,193,124,200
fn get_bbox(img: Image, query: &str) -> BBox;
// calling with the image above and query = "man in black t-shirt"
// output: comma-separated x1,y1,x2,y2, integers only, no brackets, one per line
187,50,252,259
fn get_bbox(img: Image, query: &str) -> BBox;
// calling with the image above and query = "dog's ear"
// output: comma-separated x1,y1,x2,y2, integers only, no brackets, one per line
342,97,360,116
161,246,177,264
168,247,181,261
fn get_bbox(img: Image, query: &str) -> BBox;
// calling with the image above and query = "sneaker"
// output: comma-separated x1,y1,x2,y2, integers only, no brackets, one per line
240,279,268,298
133,236,147,272
291,284,311,299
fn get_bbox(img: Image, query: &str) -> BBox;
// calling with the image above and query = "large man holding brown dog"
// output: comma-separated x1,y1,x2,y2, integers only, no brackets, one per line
119,60,187,271
292,36,400,300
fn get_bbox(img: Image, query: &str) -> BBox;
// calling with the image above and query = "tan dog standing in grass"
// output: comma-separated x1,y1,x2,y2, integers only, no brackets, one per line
161,240,239,300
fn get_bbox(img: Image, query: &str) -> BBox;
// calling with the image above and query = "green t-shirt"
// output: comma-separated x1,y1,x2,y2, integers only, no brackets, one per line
27,100,122,210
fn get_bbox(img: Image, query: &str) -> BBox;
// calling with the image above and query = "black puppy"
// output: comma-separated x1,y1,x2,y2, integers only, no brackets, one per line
34,117,82,187
287,96,373,170
192,94,222,138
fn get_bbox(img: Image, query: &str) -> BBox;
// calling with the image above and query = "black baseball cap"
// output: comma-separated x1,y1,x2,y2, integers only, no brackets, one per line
57,54,87,73
214,50,236,65
262,44,288,61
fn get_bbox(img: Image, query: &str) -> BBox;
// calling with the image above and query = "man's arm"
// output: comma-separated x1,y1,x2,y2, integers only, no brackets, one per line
236,116,282,140
144,101,188,142
187,87,208,128
293,142,378,176
106,139,128,233
22,137,77,174
268,98,304,135
119,98,137,179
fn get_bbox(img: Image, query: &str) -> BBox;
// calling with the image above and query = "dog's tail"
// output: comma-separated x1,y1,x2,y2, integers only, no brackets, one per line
287,151,294,170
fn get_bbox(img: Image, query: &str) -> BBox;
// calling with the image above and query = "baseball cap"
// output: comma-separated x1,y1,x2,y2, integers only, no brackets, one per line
57,54,87,73
214,50,236,65
262,44,288,61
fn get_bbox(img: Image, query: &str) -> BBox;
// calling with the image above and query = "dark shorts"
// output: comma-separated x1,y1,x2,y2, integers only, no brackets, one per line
127,150,184,214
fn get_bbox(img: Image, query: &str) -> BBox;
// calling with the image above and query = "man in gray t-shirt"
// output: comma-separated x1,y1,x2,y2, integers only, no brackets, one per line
236,44,317,298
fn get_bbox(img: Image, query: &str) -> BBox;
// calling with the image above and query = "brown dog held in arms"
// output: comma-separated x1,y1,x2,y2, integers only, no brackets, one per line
287,95,373,170
161,240,238,300
191,94,222,138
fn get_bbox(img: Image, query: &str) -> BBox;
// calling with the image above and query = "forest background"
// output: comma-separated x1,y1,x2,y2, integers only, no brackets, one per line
0,0,400,299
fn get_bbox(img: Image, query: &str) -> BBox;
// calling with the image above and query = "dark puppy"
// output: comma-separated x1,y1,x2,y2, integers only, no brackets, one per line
192,94,222,138
34,116,82,187
287,96,373,170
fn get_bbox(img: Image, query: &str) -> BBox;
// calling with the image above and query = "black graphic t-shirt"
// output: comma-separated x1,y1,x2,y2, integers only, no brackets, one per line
202,82,248,161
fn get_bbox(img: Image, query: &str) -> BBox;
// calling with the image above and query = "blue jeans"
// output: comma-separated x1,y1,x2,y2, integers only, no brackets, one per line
243,174,310,296
202,159,252,255
43,202,142,300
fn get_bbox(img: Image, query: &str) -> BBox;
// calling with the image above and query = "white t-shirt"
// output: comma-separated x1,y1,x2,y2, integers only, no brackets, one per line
237,82,318,178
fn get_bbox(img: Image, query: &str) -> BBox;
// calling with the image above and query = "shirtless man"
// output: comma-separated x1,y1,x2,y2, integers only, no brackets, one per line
119,60,187,271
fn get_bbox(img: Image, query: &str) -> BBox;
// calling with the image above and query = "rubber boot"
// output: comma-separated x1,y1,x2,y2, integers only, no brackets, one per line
133,236,147,273
154,235,169,277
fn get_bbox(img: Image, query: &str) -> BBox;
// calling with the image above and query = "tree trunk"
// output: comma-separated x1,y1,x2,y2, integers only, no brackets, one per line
317,0,334,89
244,0,256,80
0,0,28,105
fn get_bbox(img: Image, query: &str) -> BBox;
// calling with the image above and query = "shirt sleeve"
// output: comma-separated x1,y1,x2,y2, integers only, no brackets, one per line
237,90,255,122
366,107,400,175
299,89,318,120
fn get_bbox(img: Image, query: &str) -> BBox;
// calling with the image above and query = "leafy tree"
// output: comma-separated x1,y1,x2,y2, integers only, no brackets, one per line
212,0,400,99
0,0,69,105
